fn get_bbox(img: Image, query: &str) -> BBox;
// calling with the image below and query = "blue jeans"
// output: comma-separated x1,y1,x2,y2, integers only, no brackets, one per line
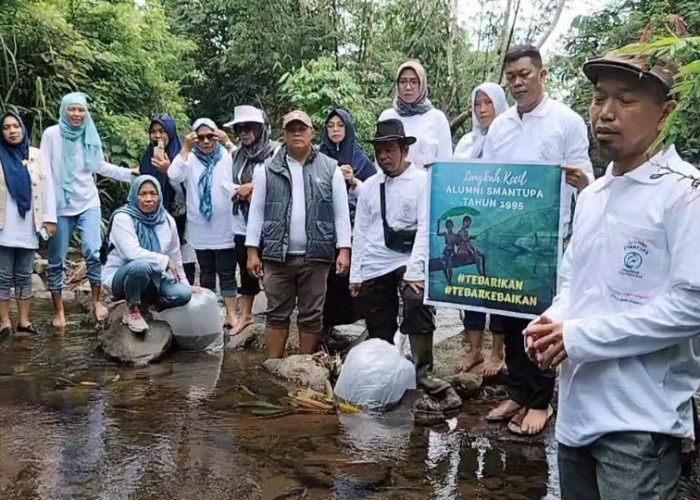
111,259,191,310
47,206,102,292
0,246,35,300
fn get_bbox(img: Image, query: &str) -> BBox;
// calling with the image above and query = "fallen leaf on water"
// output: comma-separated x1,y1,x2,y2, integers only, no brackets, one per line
338,402,361,414
237,400,285,410
111,374,120,383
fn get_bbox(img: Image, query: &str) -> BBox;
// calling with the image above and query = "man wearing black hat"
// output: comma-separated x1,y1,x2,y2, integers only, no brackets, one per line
349,119,448,394
525,52,700,499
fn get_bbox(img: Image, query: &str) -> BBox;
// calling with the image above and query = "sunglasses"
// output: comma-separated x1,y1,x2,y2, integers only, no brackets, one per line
197,133,218,142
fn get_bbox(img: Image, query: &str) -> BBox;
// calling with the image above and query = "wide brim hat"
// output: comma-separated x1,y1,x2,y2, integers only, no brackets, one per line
223,105,265,128
582,52,678,95
371,118,417,145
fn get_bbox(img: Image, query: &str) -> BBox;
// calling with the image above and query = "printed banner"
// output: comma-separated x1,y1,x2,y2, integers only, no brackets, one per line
426,160,564,319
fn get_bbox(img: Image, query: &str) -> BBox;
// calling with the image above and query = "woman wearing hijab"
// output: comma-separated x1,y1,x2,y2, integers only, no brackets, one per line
168,118,237,330
319,108,376,334
138,114,197,284
102,175,193,333
40,92,136,329
225,105,279,335
0,112,57,336
378,60,453,168
454,82,509,376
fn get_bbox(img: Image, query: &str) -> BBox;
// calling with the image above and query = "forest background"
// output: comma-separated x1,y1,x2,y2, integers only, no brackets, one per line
1,0,698,217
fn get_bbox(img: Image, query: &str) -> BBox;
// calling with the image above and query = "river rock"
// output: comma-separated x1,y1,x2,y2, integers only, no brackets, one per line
31,273,47,292
227,323,265,351
448,372,483,399
263,354,330,392
99,304,173,365
33,258,48,276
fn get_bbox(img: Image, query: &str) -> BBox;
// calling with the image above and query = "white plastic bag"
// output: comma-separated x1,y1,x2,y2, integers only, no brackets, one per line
334,338,416,411
152,289,224,352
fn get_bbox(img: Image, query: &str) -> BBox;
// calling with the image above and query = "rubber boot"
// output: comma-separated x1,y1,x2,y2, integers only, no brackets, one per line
299,330,322,355
265,326,289,359
409,334,450,395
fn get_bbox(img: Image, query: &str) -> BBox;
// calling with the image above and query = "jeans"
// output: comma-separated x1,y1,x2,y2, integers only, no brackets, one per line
47,206,102,292
0,246,35,300
195,248,237,297
558,432,682,500
360,266,435,343
111,259,192,310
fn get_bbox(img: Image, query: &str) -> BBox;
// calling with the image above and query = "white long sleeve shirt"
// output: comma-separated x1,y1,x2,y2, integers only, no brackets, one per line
350,164,428,283
168,150,235,250
39,125,134,216
543,146,700,448
245,155,352,253
482,96,593,237
102,212,188,293
378,108,453,168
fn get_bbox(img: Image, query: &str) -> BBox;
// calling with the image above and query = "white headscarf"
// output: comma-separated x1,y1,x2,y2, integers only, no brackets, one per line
454,82,508,159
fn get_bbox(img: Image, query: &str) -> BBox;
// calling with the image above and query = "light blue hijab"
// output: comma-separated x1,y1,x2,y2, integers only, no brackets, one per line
58,92,103,206
114,175,167,253
191,118,223,222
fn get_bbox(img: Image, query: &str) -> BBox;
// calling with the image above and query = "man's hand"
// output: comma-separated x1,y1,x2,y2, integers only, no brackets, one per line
41,222,57,237
349,283,362,297
563,166,590,191
247,248,263,279
336,248,350,276
235,183,253,201
340,165,356,188
404,280,424,294
167,258,180,282
183,132,198,153
151,155,171,172
524,317,567,370
191,286,203,294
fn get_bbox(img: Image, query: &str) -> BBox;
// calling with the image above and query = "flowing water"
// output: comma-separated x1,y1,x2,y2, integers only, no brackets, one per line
0,300,698,500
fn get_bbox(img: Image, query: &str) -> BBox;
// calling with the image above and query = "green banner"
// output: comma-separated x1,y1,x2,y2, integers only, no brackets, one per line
426,160,563,319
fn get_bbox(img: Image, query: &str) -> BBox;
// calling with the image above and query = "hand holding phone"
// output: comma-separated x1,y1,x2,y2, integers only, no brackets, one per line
153,138,165,161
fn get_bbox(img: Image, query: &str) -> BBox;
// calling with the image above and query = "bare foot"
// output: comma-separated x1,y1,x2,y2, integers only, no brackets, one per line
485,399,523,421
507,407,528,433
52,310,66,330
483,351,505,378
224,314,237,330
456,348,484,373
519,407,553,435
231,316,253,336
93,302,109,323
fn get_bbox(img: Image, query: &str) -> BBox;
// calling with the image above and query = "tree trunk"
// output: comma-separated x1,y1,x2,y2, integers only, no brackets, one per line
536,0,568,49
490,0,514,81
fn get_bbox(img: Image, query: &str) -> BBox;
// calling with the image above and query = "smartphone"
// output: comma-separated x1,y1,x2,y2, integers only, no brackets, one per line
152,138,165,160
39,227,49,241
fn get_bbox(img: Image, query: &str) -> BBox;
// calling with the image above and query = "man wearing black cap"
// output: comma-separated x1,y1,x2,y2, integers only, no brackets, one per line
349,119,448,394
525,52,700,499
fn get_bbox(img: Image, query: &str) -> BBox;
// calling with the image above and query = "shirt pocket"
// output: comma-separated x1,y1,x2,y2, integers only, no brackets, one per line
392,199,417,229
530,131,565,163
603,216,667,306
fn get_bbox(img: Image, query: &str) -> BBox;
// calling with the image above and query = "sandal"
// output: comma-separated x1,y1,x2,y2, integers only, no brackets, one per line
485,402,524,423
17,324,38,335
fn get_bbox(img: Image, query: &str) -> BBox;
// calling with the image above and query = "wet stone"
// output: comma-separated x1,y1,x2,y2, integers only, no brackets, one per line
99,303,173,365
448,372,483,399
263,354,330,392
33,258,48,276
227,323,265,351
31,273,47,292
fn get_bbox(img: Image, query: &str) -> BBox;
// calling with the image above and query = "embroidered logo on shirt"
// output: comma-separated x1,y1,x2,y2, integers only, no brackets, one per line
623,252,643,270
539,141,553,161
620,239,649,278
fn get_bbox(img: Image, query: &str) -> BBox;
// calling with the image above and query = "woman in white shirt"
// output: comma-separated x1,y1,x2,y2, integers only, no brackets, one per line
102,175,193,333
226,106,278,335
41,92,136,329
453,82,508,376
0,112,57,336
167,118,237,330
378,60,453,167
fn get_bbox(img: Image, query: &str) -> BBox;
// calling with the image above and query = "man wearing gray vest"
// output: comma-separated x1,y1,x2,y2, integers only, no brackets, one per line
246,110,352,359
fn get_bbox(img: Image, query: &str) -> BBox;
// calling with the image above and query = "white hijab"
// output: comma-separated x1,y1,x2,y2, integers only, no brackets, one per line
454,82,508,159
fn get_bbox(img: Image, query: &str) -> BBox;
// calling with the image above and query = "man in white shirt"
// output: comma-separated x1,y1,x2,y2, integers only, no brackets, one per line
349,119,447,395
480,44,594,436
526,53,699,499
246,110,352,359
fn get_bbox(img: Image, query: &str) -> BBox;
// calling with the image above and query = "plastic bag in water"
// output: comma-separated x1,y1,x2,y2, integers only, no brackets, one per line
334,338,416,411
153,289,224,352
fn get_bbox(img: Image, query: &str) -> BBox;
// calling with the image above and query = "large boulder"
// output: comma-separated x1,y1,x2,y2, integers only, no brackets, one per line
99,304,173,365
263,354,331,392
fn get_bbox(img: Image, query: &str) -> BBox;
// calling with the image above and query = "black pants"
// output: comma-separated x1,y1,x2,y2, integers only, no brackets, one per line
195,248,237,297
234,235,260,296
360,266,435,344
323,250,358,328
183,262,196,286
495,314,555,409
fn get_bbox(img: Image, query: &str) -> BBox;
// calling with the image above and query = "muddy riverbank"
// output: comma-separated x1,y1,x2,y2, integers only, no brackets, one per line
0,299,698,499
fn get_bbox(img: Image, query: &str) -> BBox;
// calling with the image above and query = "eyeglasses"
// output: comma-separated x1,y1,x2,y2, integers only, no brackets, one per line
197,133,218,142
398,78,420,87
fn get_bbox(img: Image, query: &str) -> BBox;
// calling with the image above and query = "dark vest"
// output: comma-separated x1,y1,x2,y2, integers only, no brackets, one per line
261,146,336,263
